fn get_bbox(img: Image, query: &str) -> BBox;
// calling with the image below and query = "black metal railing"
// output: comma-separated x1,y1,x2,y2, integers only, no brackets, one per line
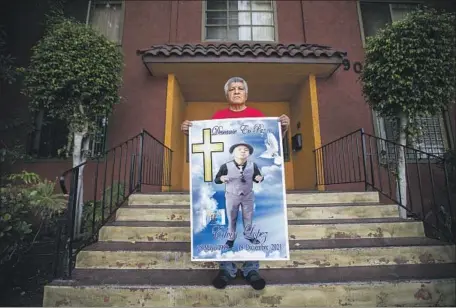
54,129,172,278
314,128,455,243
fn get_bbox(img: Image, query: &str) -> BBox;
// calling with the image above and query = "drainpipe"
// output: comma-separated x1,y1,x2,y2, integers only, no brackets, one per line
300,0,306,43
85,0,92,25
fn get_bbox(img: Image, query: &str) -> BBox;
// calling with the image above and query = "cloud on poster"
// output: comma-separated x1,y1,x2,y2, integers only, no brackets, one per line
190,163,219,233
253,164,284,196
197,249,282,260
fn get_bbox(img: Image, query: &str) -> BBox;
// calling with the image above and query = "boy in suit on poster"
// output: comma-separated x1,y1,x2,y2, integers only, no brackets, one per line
214,142,263,248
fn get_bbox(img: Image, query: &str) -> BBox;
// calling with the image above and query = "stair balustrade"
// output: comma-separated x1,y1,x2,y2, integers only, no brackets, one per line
54,129,172,278
314,128,455,244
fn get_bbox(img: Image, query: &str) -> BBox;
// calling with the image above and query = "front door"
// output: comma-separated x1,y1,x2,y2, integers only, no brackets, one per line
180,101,294,191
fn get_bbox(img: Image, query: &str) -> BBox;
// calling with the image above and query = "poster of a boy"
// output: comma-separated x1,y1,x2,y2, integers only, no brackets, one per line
214,142,263,248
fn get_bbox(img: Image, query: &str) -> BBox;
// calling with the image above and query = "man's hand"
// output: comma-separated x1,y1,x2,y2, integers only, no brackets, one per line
181,120,192,135
279,114,290,136
255,175,263,182
220,175,229,183
279,114,290,129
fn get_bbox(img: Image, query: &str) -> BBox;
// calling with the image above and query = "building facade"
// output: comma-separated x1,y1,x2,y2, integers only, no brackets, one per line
1,0,454,193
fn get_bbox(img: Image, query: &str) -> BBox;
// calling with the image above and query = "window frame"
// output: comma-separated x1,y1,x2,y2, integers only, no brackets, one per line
201,0,279,43
357,0,452,162
377,113,451,164
86,0,125,46
357,0,424,48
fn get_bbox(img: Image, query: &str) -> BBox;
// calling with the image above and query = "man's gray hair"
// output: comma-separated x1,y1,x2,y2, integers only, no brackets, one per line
224,77,248,96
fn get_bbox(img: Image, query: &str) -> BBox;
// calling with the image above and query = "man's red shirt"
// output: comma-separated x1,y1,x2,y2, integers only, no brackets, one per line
211,106,264,119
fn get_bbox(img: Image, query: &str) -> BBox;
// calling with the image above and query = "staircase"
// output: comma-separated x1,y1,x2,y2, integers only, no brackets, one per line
43,191,456,307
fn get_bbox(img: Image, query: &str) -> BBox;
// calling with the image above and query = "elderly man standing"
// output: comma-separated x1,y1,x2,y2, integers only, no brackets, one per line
181,77,290,291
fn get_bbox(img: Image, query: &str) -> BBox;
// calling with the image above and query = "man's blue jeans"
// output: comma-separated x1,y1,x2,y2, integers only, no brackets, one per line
219,261,260,278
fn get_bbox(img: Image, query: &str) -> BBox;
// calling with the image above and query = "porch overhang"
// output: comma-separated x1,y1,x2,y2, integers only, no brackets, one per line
137,43,347,101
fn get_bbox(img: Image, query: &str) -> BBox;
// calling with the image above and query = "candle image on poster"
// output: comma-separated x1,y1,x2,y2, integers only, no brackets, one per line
189,117,290,261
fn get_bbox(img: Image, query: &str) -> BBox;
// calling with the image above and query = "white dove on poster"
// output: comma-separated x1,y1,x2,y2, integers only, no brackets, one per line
259,132,283,165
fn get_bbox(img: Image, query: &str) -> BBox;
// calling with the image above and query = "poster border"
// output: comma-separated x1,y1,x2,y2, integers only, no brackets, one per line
189,117,290,262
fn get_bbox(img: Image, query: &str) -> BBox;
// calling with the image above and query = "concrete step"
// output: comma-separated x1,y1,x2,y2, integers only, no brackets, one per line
43,266,456,307
116,204,399,221
98,219,425,242
128,191,380,206
75,240,455,270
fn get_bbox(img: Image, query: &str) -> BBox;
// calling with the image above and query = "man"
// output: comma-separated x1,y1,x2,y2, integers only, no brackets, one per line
214,142,263,248
181,76,290,291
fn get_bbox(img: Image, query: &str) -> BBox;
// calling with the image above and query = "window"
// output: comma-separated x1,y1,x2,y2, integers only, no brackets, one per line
28,112,108,159
381,115,449,161
204,0,276,41
89,116,109,157
87,1,124,44
28,111,69,159
359,2,419,39
359,1,450,159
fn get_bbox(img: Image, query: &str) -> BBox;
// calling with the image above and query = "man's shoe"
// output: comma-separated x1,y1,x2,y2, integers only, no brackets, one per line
212,270,235,289
244,271,266,290
225,240,235,248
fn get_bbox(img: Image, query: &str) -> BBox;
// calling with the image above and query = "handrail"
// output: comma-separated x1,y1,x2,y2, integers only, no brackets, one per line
314,129,445,161
143,129,171,149
58,129,172,195
362,132,445,161
314,128,363,151
314,128,455,243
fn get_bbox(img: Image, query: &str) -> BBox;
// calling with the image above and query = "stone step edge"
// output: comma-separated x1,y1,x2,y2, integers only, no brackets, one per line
128,192,380,204
74,245,455,269
42,279,456,307
77,246,455,258
104,217,418,227
45,278,456,289
130,191,379,196
46,263,456,286
123,203,397,209
131,191,373,195
82,237,452,252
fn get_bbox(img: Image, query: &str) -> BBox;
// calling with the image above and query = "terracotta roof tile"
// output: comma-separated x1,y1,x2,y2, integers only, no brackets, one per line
137,43,347,59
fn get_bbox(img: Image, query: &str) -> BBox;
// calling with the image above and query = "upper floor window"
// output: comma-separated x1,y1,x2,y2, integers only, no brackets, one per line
204,0,276,41
87,1,124,44
359,2,418,39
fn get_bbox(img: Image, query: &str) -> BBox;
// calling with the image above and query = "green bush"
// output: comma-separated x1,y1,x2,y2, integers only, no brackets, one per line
0,171,67,266
361,7,455,128
20,14,124,155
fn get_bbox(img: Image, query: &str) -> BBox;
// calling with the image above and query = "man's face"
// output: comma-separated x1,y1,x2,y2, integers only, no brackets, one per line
234,145,250,160
227,82,247,105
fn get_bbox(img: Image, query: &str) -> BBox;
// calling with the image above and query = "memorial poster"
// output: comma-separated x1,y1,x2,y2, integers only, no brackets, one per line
189,117,290,261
